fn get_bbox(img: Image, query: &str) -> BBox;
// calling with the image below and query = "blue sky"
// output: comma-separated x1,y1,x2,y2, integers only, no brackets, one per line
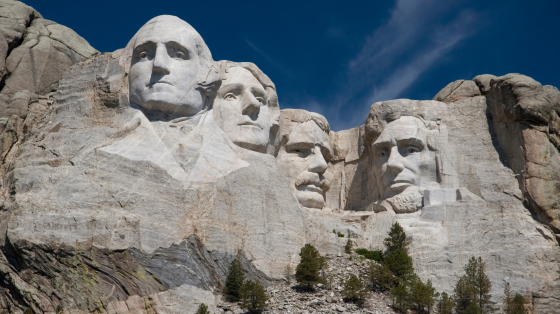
27,0,560,131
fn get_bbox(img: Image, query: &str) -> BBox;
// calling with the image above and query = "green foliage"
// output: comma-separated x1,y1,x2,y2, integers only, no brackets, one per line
224,258,245,302
355,248,383,262
295,244,326,290
437,292,456,314
345,238,353,254
195,303,210,314
369,261,394,291
454,257,495,314
510,294,527,314
337,231,345,237
390,282,409,312
341,274,367,307
384,222,409,253
384,249,414,281
409,276,437,313
503,283,527,314
239,280,268,313
23,309,33,314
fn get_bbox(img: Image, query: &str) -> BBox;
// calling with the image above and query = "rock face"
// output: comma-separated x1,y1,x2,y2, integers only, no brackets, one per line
0,2,559,314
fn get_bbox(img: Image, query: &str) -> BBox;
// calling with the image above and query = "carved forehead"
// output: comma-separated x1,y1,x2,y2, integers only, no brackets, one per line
374,116,427,144
221,67,263,89
285,121,330,148
133,18,196,47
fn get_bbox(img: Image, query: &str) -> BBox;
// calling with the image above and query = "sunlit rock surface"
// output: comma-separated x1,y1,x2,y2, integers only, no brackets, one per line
0,1,559,313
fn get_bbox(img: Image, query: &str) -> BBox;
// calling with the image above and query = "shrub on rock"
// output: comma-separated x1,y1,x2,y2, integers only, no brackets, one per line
224,258,245,302
239,280,268,314
295,244,326,290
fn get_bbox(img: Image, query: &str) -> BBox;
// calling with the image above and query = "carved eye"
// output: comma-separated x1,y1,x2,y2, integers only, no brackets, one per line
140,52,147,59
224,93,237,100
292,149,311,158
403,146,420,156
379,152,386,158
256,97,264,104
176,51,186,59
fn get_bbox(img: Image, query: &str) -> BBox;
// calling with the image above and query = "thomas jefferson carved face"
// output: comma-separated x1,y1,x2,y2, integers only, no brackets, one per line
276,120,331,209
129,18,204,116
214,67,271,152
371,116,437,200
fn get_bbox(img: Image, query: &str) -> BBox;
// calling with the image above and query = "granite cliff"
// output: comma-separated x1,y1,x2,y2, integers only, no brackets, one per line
0,1,558,313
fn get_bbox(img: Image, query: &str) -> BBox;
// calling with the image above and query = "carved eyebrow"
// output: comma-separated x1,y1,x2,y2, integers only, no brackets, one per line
133,41,156,53
397,137,425,149
285,141,314,150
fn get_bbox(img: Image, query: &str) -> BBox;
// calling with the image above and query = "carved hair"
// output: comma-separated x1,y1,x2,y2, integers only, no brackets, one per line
122,15,221,101
274,109,331,157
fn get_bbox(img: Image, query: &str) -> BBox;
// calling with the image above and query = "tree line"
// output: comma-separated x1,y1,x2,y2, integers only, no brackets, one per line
197,222,529,314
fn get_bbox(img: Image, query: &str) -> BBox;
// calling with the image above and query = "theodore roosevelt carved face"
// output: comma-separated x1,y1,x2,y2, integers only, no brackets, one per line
370,115,438,212
276,110,331,209
214,62,278,153
128,16,218,117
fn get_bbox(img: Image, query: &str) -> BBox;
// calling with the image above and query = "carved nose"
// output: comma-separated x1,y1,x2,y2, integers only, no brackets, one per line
308,146,328,174
152,44,170,74
241,93,261,119
386,146,404,173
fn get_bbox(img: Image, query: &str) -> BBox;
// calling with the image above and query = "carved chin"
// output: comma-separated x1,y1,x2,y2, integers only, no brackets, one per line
295,191,325,209
386,188,423,213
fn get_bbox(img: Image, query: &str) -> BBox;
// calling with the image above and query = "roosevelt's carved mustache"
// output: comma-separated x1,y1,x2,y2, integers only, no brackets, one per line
295,171,330,192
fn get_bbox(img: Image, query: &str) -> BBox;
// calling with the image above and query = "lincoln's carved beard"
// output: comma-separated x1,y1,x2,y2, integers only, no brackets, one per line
385,186,423,213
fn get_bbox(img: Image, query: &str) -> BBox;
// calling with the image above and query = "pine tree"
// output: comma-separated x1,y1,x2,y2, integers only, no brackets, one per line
295,244,326,290
195,303,210,314
503,283,513,314
455,257,495,314
510,294,527,314
384,222,409,253
345,238,353,254
409,277,437,313
369,261,394,291
239,280,268,314
384,249,414,281
390,282,409,312
341,274,367,307
224,258,245,302
437,292,455,314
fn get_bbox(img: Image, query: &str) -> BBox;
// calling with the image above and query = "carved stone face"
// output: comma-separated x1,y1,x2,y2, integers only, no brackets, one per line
129,19,204,115
276,121,331,209
214,67,271,152
371,116,436,200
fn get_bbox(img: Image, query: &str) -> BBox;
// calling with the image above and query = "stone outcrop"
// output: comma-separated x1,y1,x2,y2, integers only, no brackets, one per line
0,1,559,314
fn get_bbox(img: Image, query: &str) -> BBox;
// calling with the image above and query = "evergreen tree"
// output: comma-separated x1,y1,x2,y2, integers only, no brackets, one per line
195,303,210,314
345,238,353,254
455,257,495,314
437,292,455,314
409,277,437,313
503,284,527,314
239,280,268,314
384,222,409,253
390,282,409,312
384,249,414,281
295,244,326,290
503,283,513,314
510,294,527,314
369,261,394,291
224,258,245,302
341,274,367,307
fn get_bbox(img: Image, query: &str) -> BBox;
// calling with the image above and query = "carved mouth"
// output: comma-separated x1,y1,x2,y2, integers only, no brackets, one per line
239,121,263,129
389,180,413,188
298,184,323,194
148,81,172,87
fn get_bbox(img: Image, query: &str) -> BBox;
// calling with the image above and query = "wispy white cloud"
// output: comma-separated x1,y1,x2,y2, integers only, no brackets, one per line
327,0,479,131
